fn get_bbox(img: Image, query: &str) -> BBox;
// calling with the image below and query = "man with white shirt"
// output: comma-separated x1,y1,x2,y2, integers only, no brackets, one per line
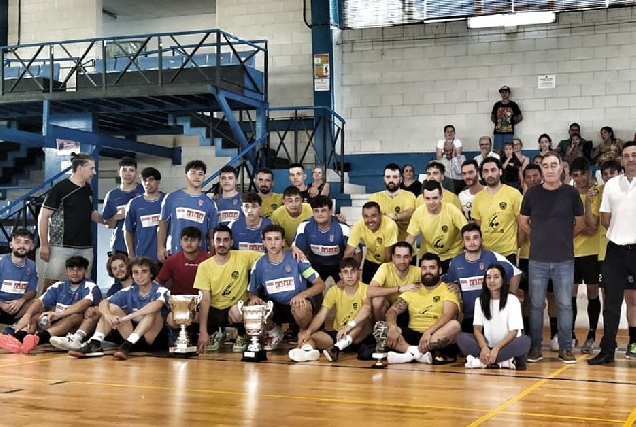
458,159,484,221
474,137,500,167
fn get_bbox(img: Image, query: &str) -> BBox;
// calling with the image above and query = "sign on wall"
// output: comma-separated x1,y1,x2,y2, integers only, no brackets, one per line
538,75,556,89
314,53,330,92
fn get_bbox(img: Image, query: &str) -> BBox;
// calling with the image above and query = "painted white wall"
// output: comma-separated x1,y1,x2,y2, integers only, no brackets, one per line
103,14,217,38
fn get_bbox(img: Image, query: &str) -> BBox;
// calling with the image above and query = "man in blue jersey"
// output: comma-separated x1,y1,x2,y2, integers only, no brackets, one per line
444,223,521,332
293,195,350,286
248,224,326,350
125,167,165,262
229,192,272,252
69,257,171,360
0,228,38,332
215,165,243,225
157,160,219,262
0,256,101,354
103,157,144,255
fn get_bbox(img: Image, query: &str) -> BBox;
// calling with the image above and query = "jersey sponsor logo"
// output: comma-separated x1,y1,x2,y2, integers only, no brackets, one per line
433,236,445,250
221,284,233,296
238,242,265,252
0,280,28,294
140,213,160,228
488,213,500,229
310,244,340,256
55,303,69,313
459,276,483,292
265,277,296,294
175,207,206,224
219,210,240,221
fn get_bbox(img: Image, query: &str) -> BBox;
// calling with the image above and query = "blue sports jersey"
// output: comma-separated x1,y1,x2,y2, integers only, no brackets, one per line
293,217,350,267
248,251,318,305
125,193,165,261
216,193,243,225
40,279,102,312
228,216,272,252
0,255,38,302
160,189,219,254
103,184,144,252
108,281,170,319
106,281,125,298
443,250,520,319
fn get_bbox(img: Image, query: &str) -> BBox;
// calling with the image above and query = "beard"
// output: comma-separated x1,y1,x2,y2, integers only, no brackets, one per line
258,185,271,195
385,182,399,192
12,249,27,258
115,272,130,282
421,273,440,287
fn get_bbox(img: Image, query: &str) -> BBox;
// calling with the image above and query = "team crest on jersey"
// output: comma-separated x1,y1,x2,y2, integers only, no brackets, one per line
499,202,507,210
285,264,291,273
272,204,278,210
352,302,358,310
231,271,239,279
233,199,238,205
329,234,334,242
26,267,31,275
198,199,204,206
376,237,383,244
441,225,448,233
479,262,484,270
395,206,401,213
433,296,440,303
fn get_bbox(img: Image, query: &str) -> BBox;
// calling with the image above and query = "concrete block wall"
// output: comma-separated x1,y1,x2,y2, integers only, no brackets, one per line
341,7,636,155
102,14,217,38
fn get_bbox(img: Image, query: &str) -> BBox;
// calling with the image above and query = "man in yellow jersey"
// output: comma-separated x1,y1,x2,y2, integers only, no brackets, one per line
367,241,422,322
344,201,399,284
385,252,461,364
368,163,416,242
471,156,523,264
270,186,313,247
416,162,462,211
256,167,283,219
193,225,264,354
293,257,373,362
406,181,467,272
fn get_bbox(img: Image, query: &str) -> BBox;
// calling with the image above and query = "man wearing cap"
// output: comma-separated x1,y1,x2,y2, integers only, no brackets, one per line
491,85,523,154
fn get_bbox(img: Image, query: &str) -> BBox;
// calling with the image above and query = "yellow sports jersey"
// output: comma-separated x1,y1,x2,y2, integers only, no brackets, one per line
368,190,416,241
407,203,467,260
416,189,462,211
471,185,522,256
348,216,398,263
270,203,313,246
260,193,283,218
591,185,608,261
518,236,530,260
371,262,421,304
194,250,263,310
400,282,461,332
322,282,368,331
574,191,600,257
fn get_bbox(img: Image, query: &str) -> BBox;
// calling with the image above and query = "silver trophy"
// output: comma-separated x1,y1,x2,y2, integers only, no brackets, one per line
238,300,274,362
168,294,201,357
372,321,389,369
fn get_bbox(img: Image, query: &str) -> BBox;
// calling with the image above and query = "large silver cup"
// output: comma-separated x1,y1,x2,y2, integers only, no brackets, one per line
372,321,389,369
238,300,273,362
168,294,201,356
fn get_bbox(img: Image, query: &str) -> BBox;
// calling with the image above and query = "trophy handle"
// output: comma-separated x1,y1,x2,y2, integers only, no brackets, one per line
264,301,274,321
237,300,244,315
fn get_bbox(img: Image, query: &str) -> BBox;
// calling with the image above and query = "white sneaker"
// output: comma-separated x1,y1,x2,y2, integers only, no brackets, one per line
288,345,320,362
50,333,82,351
263,326,284,351
416,351,433,364
387,351,415,364
551,335,560,352
498,358,516,370
464,354,487,369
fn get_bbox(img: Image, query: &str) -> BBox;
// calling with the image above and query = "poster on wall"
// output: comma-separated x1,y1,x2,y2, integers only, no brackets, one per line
537,75,556,89
56,139,81,155
314,53,330,92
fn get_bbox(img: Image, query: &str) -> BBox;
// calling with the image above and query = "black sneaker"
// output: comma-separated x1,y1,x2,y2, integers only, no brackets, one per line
587,351,615,365
323,346,340,362
283,327,299,345
114,341,134,360
68,339,104,358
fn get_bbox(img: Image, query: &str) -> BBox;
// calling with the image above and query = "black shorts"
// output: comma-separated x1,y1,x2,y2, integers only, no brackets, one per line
505,253,517,265
400,326,424,346
574,255,600,285
324,330,362,352
0,309,18,325
109,324,172,352
272,299,314,326
206,306,231,330
598,261,635,289
313,264,341,282
519,258,554,292
362,260,382,284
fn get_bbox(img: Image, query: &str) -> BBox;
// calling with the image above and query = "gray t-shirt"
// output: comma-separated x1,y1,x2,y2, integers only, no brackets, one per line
520,184,584,262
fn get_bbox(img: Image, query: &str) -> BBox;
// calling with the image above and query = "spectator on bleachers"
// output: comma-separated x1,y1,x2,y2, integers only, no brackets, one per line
557,123,593,161
416,162,461,211
436,125,462,159
501,141,523,190
512,138,530,182
400,164,422,197
563,133,585,164
491,85,523,154
307,166,330,202
439,142,466,193
592,126,623,166
288,163,311,203
538,133,553,157
474,136,500,167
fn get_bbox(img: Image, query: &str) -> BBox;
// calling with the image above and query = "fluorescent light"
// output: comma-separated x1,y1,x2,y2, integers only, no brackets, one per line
468,11,556,29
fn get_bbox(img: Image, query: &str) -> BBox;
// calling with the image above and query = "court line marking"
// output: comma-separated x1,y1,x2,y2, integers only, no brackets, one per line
0,355,67,369
466,363,574,427
623,405,636,427
0,371,623,424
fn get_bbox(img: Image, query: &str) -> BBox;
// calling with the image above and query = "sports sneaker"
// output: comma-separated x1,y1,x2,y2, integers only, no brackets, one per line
21,334,40,354
625,343,636,358
550,335,559,352
68,339,104,358
416,351,433,364
2,325,15,335
0,334,22,354
387,351,415,364
263,326,284,351
232,335,247,353
498,358,516,369
323,346,340,362
289,346,320,362
581,337,594,354
206,329,227,352
114,341,133,360
527,347,543,363
558,349,576,364
283,327,298,345
464,354,486,369
50,334,82,351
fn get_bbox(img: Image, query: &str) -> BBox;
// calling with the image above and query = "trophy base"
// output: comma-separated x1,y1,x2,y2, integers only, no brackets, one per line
169,345,199,358
371,352,387,369
242,349,268,362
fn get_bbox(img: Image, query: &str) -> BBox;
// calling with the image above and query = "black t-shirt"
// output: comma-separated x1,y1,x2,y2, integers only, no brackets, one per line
492,100,522,134
42,178,94,248
502,154,523,183
400,180,422,197
520,184,584,262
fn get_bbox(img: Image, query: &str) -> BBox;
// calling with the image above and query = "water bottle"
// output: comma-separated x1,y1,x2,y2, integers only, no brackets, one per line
38,315,50,329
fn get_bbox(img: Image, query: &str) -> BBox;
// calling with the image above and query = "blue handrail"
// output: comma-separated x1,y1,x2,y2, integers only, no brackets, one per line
202,134,268,188
268,105,346,125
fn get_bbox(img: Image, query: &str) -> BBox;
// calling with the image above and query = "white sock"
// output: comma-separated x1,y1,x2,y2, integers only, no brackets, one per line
407,346,422,360
75,330,87,340
335,335,353,350
92,332,105,343
387,351,416,364
127,333,140,345
416,351,433,364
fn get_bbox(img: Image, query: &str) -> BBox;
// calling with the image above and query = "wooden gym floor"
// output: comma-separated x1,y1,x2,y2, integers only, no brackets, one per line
1,329,635,427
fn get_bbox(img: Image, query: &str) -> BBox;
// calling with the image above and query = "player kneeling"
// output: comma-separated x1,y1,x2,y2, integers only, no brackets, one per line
291,257,373,362
69,257,171,360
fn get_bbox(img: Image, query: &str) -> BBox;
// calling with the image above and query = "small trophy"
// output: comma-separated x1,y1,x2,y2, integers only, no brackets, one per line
372,321,389,369
238,300,274,362
168,294,201,357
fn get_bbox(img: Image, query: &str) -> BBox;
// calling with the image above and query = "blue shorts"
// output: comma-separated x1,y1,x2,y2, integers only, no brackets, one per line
493,133,514,150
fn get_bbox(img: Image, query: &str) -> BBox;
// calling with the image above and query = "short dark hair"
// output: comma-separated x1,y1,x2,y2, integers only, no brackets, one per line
570,157,590,173
503,141,514,149
461,159,479,171
623,141,636,151
601,159,622,174
262,223,285,239
71,153,94,172
185,160,206,174
220,165,238,178
480,156,502,175
65,256,90,269
210,224,232,240
289,162,305,171
384,163,401,175
392,241,413,256
283,185,301,198
443,124,455,133
523,163,542,177
241,192,262,205
181,226,202,240
570,122,580,130
420,252,441,268
427,161,445,175
422,180,442,194
119,157,137,169
140,167,161,181
362,201,381,214
11,228,33,240
310,195,332,210
257,167,274,178
107,253,129,278
461,222,482,237
128,256,159,280
339,257,359,271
